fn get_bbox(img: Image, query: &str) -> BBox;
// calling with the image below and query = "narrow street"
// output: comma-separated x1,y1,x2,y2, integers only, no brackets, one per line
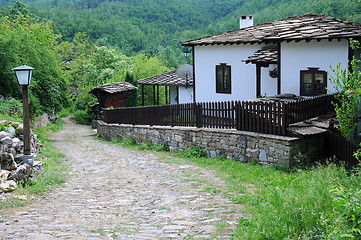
0,118,242,239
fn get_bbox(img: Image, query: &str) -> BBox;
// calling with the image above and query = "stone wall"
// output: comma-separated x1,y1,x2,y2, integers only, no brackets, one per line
95,120,324,167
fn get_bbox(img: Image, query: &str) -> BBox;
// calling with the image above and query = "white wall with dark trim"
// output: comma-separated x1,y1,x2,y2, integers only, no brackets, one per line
281,39,348,95
194,45,263,102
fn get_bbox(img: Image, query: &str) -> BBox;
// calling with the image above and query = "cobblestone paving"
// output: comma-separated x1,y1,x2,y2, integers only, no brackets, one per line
0,119,243,239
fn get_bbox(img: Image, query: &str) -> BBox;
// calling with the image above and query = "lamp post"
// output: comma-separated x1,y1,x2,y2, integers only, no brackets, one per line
12,64,34,160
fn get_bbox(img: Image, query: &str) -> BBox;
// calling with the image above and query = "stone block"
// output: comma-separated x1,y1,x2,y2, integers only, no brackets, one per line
247,140,258,149
236,136,246,148
0,180,17,192
259,149,267,163
208,150,217,158
233,152,246,162
1,152,17,171
246,148,259,159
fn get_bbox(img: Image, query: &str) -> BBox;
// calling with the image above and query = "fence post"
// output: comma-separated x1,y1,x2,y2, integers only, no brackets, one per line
195,103,201,128
282,102,287,135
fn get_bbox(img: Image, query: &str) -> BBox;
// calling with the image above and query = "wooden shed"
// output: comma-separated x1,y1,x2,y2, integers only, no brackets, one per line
89,82,137,109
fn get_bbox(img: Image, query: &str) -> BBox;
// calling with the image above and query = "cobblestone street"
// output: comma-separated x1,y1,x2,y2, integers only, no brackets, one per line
0,119,242,239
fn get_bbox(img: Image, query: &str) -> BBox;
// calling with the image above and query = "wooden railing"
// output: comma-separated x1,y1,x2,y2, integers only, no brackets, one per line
325,130,360,169
285,94,336,125
102,94,335,136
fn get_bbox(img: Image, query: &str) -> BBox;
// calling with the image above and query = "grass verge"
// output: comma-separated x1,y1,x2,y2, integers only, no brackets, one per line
0,118,67,209
96,135,361,239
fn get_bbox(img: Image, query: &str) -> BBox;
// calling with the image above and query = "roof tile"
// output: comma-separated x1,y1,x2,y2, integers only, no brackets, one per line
137,70,193,87
181,14,361,46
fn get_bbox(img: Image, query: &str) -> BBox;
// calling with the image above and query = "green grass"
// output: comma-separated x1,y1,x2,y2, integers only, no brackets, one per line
97,134,361,239
0,118,67,208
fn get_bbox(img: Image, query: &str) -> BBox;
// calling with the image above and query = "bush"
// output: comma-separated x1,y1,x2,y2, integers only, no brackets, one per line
0,97,22,117
153,141,169,152
70,109,94,125
183,146,207,158
138,140,153,150
58,107,73,118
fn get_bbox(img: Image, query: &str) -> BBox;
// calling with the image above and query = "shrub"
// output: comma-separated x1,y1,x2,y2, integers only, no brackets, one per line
0,97,22,117
122,137,137,146
183,146,207,158
153,141,169,152
138,140,153,150
70,109,94,125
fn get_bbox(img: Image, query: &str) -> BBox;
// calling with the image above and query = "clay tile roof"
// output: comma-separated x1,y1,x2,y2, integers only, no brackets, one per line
137,70,193,87
180,13,361,46
89,82,137,95
243,47,278,64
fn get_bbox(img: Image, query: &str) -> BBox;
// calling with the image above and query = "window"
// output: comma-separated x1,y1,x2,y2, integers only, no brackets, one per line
216,64,231,94
300,68,327,96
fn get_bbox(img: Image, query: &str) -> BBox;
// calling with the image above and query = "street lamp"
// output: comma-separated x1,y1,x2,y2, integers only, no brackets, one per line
12,64,34,164
183,48,190,59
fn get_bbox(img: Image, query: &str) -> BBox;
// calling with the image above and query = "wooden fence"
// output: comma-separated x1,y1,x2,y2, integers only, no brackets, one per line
325,130,360,169
103,94,335,136
285,94,335,125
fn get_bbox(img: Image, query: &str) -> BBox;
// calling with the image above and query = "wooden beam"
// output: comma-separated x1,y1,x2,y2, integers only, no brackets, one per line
176,86,179,104
153,85,156,105
256,64,261,97
142,84,145,106
277,42,281,95
165,86,168,104
348,39,354,73
157,85,159,105
192,46,196,103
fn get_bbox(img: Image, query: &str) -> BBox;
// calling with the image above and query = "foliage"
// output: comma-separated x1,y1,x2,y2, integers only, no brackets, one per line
21,0,361,70
70,109,94,125
132,54,171,106
0,97,22,117
57,107,72,118
183,146,207,158
153,141,169,152
124,72,137,107
327,185,361,239
0,11,71,118
138,140,153,150
329,40,361,140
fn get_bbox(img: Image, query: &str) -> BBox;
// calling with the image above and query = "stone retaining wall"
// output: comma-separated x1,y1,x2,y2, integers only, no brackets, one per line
95,120,324,167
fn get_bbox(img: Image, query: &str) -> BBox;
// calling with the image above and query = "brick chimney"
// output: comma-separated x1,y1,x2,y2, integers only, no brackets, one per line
239,15,254,29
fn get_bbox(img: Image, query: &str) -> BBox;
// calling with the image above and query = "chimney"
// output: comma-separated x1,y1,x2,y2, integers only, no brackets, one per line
239,15,254,29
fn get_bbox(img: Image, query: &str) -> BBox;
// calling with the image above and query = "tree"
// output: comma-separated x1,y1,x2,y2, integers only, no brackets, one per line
124,72,137,107
132,54,171,106
0,12,71,117
329,39,361,140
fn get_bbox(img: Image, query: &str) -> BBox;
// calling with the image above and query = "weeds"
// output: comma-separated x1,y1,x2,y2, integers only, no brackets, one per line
183,146,207,158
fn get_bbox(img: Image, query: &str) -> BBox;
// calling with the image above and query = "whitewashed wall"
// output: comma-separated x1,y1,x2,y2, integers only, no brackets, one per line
194,40,348,102
194,45,263,102
281,39,349,95
178,87,194,104
169,86,177,104
261,67,278,97
169,86,194,104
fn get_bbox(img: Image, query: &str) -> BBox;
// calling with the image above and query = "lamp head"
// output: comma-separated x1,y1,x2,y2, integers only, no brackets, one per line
183,48,190,59
12,64,34,86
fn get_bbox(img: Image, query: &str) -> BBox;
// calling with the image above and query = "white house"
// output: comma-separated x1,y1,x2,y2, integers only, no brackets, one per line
180,14,361,103
137,70,194,105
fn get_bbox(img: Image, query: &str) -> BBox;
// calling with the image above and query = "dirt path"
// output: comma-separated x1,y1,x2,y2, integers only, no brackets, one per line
0,118,242,239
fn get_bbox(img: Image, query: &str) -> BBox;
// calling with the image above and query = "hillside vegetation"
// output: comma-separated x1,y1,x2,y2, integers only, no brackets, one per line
4,0,361,67
0,0,360,121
